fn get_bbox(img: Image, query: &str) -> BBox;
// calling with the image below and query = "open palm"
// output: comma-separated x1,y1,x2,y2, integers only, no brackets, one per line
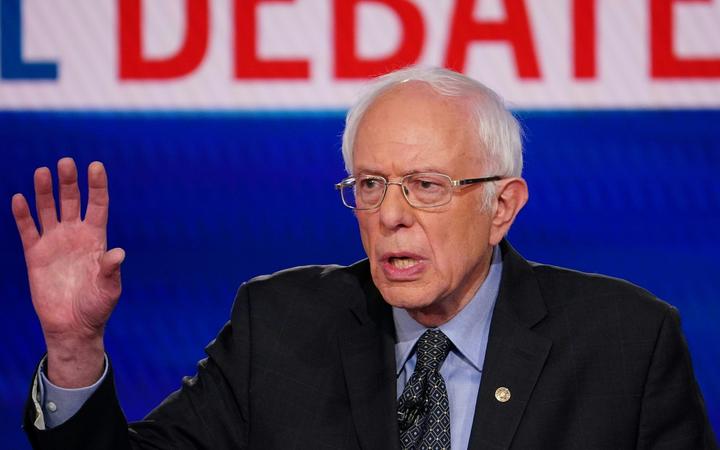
12,158,124,385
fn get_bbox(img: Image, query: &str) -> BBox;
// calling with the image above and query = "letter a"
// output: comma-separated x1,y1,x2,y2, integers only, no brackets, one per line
444,0,540,79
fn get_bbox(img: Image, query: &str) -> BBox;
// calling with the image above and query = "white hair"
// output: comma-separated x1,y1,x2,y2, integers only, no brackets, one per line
341,66,523,207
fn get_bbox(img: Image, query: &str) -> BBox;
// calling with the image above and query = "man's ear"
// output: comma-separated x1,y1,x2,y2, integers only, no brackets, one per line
489,177,528,245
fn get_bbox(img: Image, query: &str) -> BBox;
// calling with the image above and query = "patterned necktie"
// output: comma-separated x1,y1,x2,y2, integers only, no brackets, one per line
397,329,452,450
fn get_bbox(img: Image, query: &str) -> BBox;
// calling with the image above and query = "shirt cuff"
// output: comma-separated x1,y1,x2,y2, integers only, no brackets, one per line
32,354,109,429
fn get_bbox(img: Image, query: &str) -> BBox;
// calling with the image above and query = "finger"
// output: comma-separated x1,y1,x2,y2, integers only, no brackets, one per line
100,247,125,278
11,193,40,250
84,161,109,228
58,157,81,222
33,166,58,233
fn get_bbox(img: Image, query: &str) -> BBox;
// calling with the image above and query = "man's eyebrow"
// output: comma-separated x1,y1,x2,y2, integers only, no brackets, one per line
354,167,386,177
404,167,446,175
354,167,447,177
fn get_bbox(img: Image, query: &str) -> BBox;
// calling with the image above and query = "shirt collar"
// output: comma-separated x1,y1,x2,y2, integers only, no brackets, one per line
392,245,503,374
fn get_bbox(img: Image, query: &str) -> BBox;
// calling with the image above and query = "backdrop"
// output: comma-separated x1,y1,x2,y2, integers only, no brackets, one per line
1,1,719,448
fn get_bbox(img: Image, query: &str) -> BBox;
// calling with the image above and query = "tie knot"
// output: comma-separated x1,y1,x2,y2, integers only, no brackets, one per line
415,329,451,371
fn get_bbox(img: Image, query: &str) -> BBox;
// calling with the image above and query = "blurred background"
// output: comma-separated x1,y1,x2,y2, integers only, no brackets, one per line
1,1,718,448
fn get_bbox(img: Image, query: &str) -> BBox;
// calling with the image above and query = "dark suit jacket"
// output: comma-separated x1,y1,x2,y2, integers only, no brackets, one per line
25,241,717,449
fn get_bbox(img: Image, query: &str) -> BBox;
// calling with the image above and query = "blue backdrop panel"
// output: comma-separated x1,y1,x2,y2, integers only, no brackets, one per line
0,110,718,449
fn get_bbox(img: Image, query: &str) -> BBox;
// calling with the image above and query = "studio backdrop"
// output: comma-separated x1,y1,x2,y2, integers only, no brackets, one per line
1,1,718,448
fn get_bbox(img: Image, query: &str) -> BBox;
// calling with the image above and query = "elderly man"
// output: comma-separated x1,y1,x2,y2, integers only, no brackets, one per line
16,67,715,449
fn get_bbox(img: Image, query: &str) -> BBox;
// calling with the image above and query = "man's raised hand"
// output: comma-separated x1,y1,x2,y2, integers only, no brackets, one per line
12,158,124,388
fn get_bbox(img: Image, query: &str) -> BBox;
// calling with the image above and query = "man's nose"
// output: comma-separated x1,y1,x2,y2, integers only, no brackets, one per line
378,182,414,229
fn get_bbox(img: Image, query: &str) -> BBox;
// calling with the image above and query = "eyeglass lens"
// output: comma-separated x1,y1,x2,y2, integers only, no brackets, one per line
342,174,452,209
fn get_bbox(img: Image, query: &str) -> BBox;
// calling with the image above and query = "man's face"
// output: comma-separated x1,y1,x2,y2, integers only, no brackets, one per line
353,83,498,325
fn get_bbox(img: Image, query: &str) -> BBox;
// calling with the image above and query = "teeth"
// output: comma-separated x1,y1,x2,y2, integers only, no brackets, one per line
391,257,418,269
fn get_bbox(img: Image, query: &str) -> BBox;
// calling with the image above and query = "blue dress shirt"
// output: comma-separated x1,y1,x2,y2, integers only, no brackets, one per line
34,355,107,429
393,246,502,450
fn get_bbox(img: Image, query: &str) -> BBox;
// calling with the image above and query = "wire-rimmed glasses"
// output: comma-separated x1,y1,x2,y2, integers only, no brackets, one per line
335,172,502,210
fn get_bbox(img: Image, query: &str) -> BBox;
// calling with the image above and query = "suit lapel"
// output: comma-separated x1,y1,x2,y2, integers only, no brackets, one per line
467,241,552,450
338,262,400,450
338,243,552,450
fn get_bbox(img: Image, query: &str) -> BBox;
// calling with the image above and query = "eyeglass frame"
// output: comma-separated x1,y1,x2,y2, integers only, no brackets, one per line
335,172,503,210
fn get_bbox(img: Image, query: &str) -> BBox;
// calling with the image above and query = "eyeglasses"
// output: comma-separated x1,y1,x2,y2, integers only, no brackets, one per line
335,172,502,210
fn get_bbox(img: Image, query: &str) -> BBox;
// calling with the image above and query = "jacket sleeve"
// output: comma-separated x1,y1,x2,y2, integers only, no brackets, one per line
23,284,252,450
635,306,718,449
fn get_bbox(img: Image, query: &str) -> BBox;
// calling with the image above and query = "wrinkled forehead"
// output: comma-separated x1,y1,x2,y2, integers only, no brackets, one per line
353,83,484,175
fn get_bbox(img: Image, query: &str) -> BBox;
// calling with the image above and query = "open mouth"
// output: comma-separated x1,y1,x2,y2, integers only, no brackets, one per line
389,256,419,269
380,253,425,280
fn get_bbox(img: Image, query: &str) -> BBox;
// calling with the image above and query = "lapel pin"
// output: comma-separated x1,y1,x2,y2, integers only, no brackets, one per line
495,387,511,403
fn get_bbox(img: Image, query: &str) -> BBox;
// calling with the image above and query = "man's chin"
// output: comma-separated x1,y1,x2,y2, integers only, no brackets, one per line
375,282,437,311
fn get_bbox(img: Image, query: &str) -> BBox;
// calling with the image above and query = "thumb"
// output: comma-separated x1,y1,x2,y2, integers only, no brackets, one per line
100,247,125,278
